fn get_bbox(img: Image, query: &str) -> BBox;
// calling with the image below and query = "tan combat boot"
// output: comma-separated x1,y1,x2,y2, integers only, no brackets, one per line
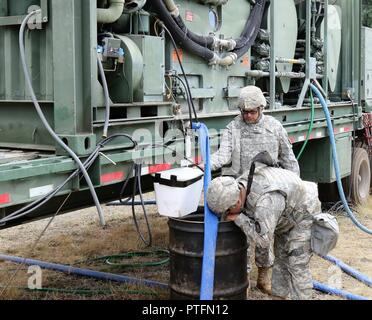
256,267,272,295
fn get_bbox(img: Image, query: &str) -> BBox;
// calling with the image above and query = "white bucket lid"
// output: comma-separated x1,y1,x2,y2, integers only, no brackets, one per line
156,167,204,182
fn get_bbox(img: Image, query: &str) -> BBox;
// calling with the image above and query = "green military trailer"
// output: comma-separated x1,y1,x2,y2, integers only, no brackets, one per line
0,0,369,228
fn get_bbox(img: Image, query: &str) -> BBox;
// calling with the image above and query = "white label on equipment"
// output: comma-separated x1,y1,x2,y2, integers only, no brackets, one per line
29,185,54,198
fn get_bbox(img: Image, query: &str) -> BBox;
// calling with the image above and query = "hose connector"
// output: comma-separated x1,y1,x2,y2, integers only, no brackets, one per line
209,52,237,66
163,0,180,17
212,37,237,51
208,53,220,66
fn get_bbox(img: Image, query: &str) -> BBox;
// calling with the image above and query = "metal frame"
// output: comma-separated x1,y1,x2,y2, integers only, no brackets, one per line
0,0,48,26
0,0,365,226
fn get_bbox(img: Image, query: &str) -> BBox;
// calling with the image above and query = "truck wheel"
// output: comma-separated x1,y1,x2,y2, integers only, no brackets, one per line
350,148,371,205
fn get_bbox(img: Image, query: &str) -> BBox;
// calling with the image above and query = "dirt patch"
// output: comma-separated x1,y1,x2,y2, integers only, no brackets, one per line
0,193,371,300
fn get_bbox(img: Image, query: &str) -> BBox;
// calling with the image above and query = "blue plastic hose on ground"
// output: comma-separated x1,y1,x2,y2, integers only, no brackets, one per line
2,254,370,300
313,280,369,300
0,254,168,289
310,84,372,235
192,122,219,300
323,255,372,287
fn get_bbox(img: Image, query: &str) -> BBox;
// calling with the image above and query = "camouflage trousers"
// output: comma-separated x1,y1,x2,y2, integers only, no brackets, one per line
250,192,313,300
246,220,275,271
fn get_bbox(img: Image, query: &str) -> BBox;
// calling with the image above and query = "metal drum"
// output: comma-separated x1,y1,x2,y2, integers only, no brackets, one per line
168,213,248,300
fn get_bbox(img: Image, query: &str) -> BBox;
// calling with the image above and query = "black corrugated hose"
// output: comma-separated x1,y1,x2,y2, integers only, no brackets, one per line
172,15,214,48
150,0,216,62
233,0,267,58
151,0,266,60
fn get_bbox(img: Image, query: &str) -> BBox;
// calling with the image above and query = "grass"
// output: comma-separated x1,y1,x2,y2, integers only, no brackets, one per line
0,193,371,300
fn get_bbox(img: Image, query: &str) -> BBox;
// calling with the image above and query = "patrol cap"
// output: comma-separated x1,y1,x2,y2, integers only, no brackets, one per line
207,177,241,216
238,86,267,111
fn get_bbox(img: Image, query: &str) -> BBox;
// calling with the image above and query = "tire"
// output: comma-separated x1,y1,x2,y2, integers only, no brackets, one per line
350,148,371,205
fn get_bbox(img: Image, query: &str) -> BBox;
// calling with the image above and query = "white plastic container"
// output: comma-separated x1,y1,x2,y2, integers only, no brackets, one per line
153,167,204,218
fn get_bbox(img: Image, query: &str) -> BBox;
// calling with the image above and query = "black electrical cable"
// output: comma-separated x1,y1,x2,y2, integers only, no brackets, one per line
159,22,199,122
134,163,153,246
119,163,153,247
0,134,137,225
172,74,194,123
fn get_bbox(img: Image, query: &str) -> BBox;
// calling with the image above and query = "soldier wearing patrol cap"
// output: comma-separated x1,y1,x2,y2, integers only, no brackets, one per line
207,167,322,300
208,86,300,294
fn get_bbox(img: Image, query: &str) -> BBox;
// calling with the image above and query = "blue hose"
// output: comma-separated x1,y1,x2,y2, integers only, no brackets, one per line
313,280,369,300
310,84,372,235
2,254,370,300
192,122,219,300
323,255,372,287
0,254,168,289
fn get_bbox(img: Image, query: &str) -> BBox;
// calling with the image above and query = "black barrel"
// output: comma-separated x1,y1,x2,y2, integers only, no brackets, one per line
168,214,249,300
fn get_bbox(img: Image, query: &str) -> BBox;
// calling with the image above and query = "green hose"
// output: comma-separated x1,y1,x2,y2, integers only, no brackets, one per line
0,286,159,297
297,90,315,160
79,249,170,269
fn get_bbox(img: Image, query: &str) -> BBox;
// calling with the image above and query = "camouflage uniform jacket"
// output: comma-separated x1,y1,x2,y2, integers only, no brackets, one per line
210,114,300,176
237,166,321,233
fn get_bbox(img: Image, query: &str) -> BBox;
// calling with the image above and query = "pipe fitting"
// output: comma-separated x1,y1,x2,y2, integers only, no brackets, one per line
97,0,125,24
212,37,237,51
219,52,238,66
208,53,220,66
209,52,237,66
163,0,180,17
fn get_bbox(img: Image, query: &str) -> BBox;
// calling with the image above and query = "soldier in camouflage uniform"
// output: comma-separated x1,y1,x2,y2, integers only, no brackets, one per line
206,167,321,300
209,86,300,294
210,86,299,176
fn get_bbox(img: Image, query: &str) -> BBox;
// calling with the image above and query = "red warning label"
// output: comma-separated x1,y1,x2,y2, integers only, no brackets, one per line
185,10,194,22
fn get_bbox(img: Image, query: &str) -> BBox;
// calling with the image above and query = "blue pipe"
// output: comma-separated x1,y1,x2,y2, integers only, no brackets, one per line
2,254,370,300
192,122,219,300
0,254,168,289
313,281,369,300
310,84,372,235
323,255,372,287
